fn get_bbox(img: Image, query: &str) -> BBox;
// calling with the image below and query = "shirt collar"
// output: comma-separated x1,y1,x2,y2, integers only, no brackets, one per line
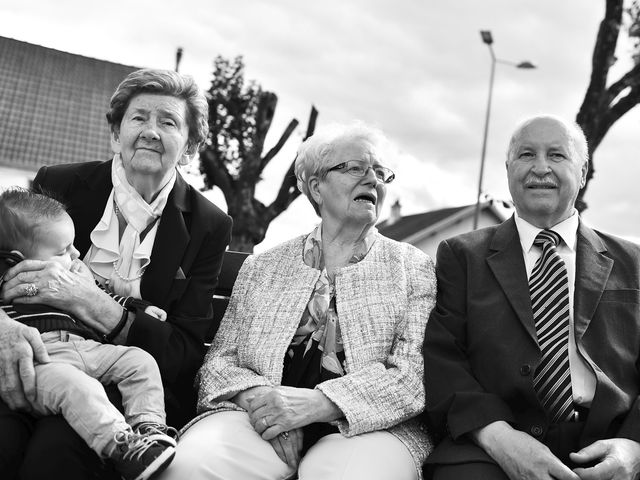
514,210,579,253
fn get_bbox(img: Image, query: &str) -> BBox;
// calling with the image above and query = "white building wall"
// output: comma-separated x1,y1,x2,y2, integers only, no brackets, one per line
410,211,505,261
0,166,34,190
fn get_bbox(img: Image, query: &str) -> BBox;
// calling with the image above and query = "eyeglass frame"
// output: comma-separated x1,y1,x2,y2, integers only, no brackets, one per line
326,160,395,184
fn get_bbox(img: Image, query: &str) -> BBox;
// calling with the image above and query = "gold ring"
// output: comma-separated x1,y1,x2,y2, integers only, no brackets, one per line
25,283,38,297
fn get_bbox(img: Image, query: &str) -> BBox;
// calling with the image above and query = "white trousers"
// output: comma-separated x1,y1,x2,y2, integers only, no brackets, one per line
159,411,418,480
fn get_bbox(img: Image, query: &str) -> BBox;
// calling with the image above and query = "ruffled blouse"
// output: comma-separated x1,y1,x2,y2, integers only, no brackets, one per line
83,191,159,299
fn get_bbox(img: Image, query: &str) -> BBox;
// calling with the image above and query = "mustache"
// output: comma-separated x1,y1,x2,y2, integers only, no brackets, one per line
523,176,558,188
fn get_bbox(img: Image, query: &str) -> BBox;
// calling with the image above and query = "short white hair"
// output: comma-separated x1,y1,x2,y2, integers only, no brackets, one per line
506,114,589,165
294,121,391,215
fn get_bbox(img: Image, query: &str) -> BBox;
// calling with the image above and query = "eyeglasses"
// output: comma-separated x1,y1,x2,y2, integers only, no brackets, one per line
327,160,395,184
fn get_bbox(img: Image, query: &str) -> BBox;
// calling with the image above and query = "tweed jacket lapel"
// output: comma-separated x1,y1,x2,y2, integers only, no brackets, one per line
573,221,613,341
141,172,190,307
487,217,538,343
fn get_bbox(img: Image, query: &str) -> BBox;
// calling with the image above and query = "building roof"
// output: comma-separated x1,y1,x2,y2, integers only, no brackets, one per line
378,205,468,241
378,201,507,242
0,36,138,171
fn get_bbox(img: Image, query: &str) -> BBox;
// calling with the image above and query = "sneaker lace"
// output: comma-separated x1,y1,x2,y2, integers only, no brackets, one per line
135,422,180,440
114,431,160,462
137,423,179,440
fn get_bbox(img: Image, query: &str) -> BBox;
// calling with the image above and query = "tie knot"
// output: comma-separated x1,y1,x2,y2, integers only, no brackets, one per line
534,229,561,248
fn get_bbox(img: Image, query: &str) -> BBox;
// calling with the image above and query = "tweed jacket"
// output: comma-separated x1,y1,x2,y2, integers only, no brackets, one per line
196,231,436,475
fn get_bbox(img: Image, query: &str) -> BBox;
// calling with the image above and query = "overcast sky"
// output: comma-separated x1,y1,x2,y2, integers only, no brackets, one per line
2,0,638,251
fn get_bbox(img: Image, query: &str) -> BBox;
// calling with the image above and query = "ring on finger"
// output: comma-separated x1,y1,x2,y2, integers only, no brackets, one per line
25,283,38,297
281,431,289,440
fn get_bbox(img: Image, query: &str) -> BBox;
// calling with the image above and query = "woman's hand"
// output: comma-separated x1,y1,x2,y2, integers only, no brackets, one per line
268,428,304,469
248,386,342,440
232,387,304,467
230,385,274,413
2,259,123,335
3,259,94,313
0,310,50,411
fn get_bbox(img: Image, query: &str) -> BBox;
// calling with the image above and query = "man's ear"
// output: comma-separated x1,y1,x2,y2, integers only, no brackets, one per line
580,160,589,188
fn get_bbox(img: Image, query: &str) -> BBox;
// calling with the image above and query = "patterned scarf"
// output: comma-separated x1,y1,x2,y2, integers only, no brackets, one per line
291,224,377,375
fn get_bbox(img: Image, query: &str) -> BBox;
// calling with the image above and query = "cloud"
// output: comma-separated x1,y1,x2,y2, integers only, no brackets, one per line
2,0,639,246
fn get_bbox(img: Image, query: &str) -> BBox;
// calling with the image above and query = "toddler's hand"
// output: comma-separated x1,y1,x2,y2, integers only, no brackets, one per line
144,305,167,321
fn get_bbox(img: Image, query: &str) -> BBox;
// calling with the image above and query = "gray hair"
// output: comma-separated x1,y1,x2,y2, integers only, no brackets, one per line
294,122,390,215
107,68,209,159
506,114,589,165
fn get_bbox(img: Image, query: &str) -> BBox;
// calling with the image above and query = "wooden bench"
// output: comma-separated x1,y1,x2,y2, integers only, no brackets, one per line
205,250,250,345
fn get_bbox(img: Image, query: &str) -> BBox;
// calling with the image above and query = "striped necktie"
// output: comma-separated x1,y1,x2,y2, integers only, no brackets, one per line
529,229,575,423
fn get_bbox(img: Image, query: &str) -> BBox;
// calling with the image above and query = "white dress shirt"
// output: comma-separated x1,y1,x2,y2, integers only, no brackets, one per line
514,211,596,406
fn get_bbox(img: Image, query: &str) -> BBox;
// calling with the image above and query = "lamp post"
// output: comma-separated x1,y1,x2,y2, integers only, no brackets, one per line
472,30,535,230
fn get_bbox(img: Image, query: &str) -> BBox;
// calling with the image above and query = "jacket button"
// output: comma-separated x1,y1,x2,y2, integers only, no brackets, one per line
520,364,532,376
530,425,543,437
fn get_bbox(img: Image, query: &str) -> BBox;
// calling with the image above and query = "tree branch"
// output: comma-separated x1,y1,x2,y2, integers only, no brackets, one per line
577,0,623,126
199,149,233,199
303,105,318,140
259,118,299,174
606,61,640,104
249,92,278,175
264,105,319,223
607,84,640,127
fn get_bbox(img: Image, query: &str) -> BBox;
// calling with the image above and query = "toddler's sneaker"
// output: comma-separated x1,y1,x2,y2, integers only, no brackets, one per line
111,428,175,480
134,422,179,444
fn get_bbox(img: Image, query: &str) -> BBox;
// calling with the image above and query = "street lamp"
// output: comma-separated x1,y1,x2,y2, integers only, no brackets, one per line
472,30,536,230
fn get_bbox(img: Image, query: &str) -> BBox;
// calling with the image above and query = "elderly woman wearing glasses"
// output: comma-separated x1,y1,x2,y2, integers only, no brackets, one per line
160,122,436,480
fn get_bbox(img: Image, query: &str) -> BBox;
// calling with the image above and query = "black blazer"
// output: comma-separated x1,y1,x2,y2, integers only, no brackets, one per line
424,217,640,465
34,160,232,427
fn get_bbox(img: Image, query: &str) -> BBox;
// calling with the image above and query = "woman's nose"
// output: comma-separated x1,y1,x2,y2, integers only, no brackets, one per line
362,166,379,184
139,124,160,141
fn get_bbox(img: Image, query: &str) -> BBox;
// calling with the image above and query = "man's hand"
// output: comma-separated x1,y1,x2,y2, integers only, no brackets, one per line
571,438,640,480
472,421,580,480
0,311,49,410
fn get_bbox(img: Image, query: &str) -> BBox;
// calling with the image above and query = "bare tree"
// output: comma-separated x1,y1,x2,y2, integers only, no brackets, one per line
199,55,317,252
576,0,640,211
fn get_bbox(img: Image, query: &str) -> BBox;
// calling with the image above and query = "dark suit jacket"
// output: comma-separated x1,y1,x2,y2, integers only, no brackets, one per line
424,216,640,465
34,160,232,427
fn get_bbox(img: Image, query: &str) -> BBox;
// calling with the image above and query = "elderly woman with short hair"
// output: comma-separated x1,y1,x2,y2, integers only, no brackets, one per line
161,122,435,480
0,68,232,480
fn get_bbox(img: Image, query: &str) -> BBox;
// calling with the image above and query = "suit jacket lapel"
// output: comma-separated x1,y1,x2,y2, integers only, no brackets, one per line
141,173,190,308
72,161,113,256
574,221,613,340
487,217,538,343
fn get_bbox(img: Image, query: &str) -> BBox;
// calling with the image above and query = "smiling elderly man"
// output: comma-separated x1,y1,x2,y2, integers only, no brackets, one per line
424,115,640,480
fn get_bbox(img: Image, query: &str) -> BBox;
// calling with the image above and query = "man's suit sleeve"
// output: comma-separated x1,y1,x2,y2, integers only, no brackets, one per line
424,238,514,440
